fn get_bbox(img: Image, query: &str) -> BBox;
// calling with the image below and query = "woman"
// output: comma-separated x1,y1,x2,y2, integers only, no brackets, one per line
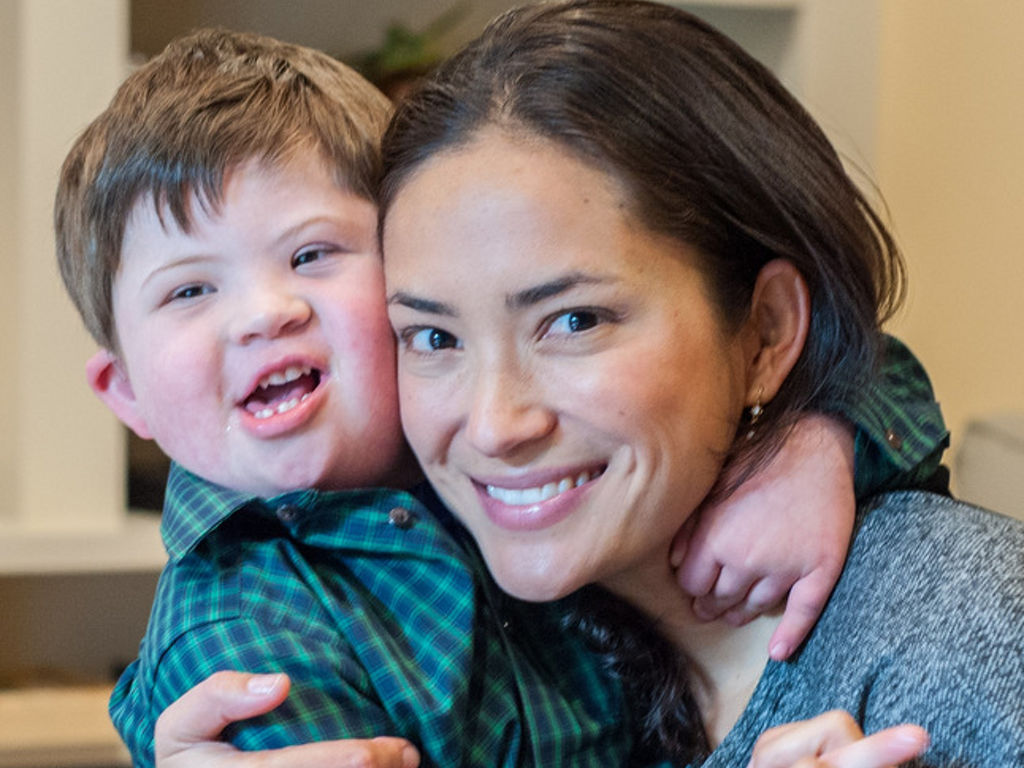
375,4,1022,764
156,2,1021,765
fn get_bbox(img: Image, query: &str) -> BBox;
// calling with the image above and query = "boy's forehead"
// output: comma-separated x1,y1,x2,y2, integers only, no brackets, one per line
118,151,377,269
125,147,361,236
123,175,223,247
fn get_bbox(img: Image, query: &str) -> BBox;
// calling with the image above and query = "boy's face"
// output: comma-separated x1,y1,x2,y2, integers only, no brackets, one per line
92,153,406,496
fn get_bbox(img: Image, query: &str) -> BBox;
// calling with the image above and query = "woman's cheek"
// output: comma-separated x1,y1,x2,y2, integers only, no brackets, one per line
398,374,444,458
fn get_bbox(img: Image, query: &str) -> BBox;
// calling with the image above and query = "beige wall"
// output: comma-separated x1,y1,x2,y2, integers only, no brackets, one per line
0,1,19,520
878,1,1024,461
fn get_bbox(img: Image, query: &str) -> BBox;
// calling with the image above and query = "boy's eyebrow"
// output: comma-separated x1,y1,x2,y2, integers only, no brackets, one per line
273,214,363,248
140,254,212,290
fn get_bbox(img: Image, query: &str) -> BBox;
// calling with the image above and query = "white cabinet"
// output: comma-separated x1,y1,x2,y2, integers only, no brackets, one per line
1,3,160,765
0,0,165,575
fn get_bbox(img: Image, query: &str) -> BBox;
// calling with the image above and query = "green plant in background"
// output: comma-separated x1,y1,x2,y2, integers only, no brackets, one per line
351,1,471,99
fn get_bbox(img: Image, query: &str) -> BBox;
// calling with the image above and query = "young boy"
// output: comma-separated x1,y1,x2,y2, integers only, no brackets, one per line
55,29,947,768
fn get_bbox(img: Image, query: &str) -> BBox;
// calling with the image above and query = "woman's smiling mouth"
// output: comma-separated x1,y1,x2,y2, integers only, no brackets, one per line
474,466,606,532
484,468,604,506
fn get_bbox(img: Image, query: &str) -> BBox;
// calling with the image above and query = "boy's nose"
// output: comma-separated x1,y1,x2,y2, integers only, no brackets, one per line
231,290,312,344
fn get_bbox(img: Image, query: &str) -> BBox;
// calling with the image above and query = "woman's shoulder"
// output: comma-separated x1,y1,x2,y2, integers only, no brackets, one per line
835,490,1023,637
813,491,1024,764
854,489,1024,568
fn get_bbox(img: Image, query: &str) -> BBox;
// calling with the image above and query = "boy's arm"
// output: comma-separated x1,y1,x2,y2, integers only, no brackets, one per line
671,335,949,660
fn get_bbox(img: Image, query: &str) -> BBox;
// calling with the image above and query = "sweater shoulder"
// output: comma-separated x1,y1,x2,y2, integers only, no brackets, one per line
824,490,1024,651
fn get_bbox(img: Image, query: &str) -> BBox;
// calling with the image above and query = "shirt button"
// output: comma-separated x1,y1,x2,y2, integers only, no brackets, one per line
276,504,300,523
885,428,903,451
388,506,415,530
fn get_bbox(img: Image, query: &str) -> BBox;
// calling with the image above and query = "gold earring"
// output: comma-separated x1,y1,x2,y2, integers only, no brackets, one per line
745,386,764,440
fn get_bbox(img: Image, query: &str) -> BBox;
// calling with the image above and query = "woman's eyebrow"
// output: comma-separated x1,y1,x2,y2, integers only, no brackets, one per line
506,272,610,309
387,291,457,317
388,273,612,316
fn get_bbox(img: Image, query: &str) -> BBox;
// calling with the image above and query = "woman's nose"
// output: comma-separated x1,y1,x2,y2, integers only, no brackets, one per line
464,365,556,458
230,286,312,344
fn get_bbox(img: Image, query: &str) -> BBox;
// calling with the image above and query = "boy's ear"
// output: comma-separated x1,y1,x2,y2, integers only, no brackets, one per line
85,349,153,440
742,259,810,406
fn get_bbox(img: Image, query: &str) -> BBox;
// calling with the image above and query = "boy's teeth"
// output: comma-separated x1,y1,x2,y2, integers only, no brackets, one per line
252,393,310,420
258,366,310,390
486,470,598,506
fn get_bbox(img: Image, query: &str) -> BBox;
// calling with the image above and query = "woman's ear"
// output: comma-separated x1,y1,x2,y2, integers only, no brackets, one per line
743,259,810,405
85,349,154,440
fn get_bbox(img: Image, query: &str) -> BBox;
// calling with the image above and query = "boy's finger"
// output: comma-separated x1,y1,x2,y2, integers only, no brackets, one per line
692,568,755,620
768,567,837,660
158,737,420,768
155,671,290,753
748,710,863,768
821,724,929,768
230,738,421,768
669,513,698,568
676,553,721,598
721,575,790,626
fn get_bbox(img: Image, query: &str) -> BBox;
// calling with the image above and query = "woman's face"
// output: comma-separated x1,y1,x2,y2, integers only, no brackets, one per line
383,129,754,603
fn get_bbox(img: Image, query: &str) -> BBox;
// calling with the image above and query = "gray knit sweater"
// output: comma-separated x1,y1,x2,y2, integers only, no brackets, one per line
701,491,1024,767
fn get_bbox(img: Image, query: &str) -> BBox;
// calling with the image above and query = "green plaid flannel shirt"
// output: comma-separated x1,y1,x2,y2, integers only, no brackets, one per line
110,469,631,767
843,335,949,498
110,334,946,767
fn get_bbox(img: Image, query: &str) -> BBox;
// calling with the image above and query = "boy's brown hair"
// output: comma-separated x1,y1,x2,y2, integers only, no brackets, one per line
55,28,392,352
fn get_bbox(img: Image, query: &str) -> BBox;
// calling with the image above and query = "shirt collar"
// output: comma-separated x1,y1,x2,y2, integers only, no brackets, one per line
160,463,449,563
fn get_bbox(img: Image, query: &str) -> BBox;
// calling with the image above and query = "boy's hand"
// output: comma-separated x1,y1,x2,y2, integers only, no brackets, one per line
155,671,420,768
747,710,929,768
670,415,856,660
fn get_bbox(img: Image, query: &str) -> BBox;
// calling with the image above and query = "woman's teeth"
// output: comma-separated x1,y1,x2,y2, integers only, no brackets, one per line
485,470,600,506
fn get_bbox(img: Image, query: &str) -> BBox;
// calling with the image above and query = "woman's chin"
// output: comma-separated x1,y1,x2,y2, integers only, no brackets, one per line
489,557,585,603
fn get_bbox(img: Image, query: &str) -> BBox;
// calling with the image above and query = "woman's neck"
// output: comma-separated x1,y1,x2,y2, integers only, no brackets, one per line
602,553,780,746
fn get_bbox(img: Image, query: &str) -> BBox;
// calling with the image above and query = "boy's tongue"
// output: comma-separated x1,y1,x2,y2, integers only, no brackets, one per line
244,371,318,414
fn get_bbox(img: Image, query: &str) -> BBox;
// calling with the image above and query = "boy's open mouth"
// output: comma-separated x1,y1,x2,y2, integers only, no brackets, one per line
242,365,322,420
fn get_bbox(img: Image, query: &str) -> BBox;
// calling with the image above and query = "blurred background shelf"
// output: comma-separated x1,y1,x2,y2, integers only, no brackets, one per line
0,515,164,576
0,685,129,768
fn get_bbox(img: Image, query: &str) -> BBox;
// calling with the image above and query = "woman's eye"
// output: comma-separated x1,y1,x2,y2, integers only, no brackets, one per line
548,309,601,335
168,283,214,302
405,327,461,353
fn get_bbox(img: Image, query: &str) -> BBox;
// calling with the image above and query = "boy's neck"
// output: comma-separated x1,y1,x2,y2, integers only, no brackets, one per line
371,444,425,491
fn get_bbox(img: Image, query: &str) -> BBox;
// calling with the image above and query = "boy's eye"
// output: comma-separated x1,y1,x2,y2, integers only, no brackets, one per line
168,283,214,302
292,246,334,269
404,327,461,353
